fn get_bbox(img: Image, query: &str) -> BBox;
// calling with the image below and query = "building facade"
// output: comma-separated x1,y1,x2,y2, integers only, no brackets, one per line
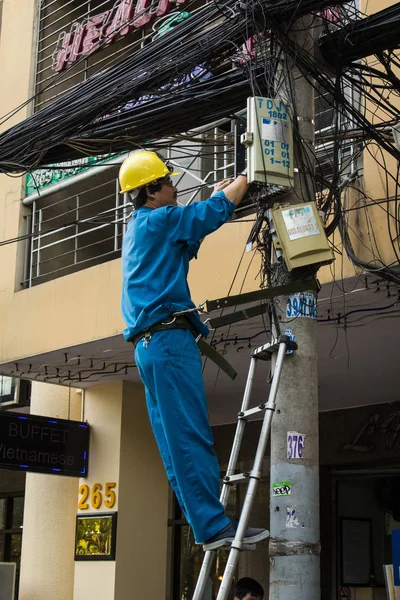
0,0,399,599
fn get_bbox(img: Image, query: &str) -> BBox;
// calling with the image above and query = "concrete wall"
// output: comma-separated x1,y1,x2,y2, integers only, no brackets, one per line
18,379,168,600
19,382,82,600
73,380,168,600
73,381,123,600
114,382,168,600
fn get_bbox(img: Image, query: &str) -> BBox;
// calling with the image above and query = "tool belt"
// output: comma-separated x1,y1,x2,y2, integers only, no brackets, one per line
131,316,237,380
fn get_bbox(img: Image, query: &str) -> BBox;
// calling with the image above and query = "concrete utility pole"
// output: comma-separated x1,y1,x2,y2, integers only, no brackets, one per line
269,16,320,600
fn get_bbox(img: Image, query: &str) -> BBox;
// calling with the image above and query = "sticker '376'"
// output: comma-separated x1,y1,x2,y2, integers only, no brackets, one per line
287,431,305,459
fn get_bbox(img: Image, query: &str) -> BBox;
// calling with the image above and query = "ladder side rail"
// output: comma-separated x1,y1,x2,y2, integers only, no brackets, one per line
215,340,288,600
221,356,257,501
192,551,216,600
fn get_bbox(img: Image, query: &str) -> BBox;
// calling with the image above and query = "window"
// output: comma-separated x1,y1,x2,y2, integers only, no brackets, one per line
168,485,238,600
315,1,362,192
315,77,362,193
168,464,270,600
24,165,124,287
0,378,30,410
24,119,240,287
0,494,25,600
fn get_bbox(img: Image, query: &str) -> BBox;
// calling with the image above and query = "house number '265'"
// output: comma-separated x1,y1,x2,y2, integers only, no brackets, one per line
78,483,117,510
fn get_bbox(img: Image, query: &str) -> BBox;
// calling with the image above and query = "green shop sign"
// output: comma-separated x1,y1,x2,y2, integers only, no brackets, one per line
25,154,123,197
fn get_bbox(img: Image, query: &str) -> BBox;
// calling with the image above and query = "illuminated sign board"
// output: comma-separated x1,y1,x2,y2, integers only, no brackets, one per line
52,0,189,72
0,412,89,477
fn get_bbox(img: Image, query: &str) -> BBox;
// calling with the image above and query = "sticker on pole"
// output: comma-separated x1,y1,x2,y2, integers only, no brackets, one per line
287,431,305,459
281,204,320,240
286,292,317,319
286,506,301,528
272,481,291,497
285,328,295,354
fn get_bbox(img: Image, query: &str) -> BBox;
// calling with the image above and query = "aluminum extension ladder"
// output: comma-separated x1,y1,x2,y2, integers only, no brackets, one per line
192,334,297,600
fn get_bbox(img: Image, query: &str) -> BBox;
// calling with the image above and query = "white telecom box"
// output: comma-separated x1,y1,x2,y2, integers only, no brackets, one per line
241,96,294,187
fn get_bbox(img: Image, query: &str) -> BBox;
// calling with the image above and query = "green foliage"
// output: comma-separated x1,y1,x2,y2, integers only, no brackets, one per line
76,517,113,556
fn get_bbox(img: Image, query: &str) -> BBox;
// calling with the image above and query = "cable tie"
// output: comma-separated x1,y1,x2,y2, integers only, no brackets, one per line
297,116,315,125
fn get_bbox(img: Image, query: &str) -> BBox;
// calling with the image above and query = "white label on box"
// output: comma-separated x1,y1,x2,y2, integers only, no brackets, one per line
282,204,320,240
261,117,289,143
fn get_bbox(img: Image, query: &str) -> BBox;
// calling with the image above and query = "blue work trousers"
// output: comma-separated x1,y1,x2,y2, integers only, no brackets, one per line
134,328,230,543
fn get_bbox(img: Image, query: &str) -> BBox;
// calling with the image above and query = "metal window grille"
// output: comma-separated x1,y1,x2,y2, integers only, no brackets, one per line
24,121,237,288
315,77,362,192
314,0,362,191
35,0,149,110
23,94,363,289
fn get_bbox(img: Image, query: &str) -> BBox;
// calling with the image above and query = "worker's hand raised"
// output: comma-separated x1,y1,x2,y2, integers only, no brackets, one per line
212,178,233,196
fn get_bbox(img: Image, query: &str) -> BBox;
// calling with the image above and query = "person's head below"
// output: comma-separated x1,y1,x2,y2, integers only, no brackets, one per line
119,150,180,210
233,577,264,600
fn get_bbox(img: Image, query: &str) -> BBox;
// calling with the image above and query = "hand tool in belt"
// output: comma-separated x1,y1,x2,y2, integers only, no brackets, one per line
131,316,237,380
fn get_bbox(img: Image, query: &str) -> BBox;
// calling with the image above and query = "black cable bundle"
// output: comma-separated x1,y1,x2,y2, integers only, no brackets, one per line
320,2,400,66
37,67,264,164
0,0,349,173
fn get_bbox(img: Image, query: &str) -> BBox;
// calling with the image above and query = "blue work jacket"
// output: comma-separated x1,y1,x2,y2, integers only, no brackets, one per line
121,190,236,342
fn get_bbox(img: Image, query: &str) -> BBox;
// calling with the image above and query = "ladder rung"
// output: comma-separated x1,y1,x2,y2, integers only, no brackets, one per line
212,542,256,552
252,335,298,361
238,405,266,419
223,472,252,484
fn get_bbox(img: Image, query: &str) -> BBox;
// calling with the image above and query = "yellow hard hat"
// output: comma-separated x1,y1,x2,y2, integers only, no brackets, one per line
119,150,181,193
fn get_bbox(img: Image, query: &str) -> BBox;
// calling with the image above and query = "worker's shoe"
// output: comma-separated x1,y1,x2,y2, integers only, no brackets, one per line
202,521,269,551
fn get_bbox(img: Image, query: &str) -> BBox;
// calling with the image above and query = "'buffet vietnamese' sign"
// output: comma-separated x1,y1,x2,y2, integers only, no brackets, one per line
0,411,89,477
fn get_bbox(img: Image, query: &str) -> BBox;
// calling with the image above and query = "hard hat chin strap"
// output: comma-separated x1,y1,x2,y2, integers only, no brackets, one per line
129,188,140,201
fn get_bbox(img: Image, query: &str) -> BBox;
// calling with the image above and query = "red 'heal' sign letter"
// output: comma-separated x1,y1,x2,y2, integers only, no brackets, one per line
53,32,75,72
133,0,152,28
82,14,108,55
106,0,135,38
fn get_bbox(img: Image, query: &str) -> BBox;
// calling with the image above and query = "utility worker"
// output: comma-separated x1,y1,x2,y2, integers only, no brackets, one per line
120,150,268,550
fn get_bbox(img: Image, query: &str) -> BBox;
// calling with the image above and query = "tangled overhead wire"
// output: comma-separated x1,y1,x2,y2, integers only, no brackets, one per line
237,1,400,287
1,0,400,291
0,0,349,173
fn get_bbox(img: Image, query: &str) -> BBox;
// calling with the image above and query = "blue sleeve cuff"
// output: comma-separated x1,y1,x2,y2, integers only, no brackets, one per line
215,190,236,216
